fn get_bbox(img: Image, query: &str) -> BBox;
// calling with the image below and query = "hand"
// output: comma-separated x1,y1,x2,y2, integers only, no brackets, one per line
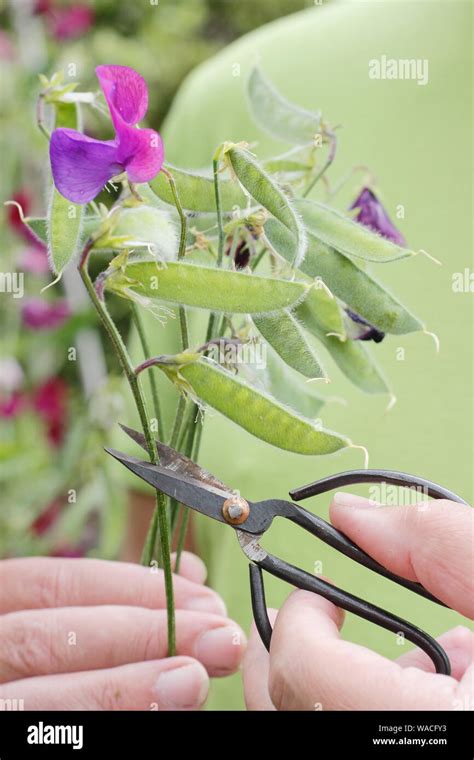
0,553,246,710
243,495,473,710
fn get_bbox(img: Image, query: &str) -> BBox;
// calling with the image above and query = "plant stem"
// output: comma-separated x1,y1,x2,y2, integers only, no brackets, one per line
174,507,190,573
78,240,175,656
205,158,226,343
169,395,187,448
162,166,190,351
132,304,164,440
302,129,338,198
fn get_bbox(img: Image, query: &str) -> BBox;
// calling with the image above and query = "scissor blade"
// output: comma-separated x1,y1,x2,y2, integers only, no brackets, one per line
118,424,233,494
105,448,235,525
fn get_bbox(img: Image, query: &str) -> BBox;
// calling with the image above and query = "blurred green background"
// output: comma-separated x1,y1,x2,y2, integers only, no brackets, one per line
1,0,472,711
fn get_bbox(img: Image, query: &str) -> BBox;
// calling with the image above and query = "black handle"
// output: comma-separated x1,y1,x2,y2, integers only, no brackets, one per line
290,469,469,506
284,502,445,606
249,555,450,675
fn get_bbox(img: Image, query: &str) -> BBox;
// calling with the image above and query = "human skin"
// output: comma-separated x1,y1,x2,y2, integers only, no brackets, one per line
243,495,474,711
0,552,246,710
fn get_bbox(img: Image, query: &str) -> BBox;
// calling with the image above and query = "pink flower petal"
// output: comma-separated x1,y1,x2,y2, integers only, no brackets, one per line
50,5,95,42
21,298,70,330
50,128,122,203
96,65,148,128
117,126,164,183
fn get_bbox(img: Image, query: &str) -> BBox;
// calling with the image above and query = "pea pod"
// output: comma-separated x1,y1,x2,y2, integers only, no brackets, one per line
24,215,101,247
295,283,346,338
247,66,321,145
48,102,84,274
265,218,422,334
226,146,306,266
253,310,326,379
106,260,308,314
303,318,388,394
177,358,348,455
264,346,326,419
295,199,414,263
149,163,247,214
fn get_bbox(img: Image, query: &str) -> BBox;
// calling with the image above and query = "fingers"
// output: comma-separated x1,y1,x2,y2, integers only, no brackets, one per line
330,494,474,618
396,626,474,680
0,606,246,683
243,610,278,711
0,557,226,616
0,657,209,711
171,551,207,584
268,589,460,710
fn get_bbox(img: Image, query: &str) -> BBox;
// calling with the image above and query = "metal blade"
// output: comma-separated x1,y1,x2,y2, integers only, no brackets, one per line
118,424,234,494
105,447,271,534
105,448,237,525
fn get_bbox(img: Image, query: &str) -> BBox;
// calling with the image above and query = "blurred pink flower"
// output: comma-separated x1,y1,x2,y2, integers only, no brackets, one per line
0,30,15,60
21,298,70,330
31,498,63,536
33,377,68,446
0,392,24,419
50,5,95,41
50,545,85,558
19,246,50,275
34,1,94,41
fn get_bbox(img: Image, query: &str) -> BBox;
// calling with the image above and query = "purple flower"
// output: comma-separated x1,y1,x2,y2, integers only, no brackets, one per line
349,187,405,246
50,65,164,203
21,298,70,330
345,309,385,343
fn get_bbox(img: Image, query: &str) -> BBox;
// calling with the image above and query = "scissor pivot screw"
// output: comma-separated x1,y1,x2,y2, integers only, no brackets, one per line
222,496,249,525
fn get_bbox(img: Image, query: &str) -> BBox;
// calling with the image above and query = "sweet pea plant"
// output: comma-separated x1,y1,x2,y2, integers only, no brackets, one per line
17,64,430,655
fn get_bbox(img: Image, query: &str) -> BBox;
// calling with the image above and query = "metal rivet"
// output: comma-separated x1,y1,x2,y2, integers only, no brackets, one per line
222,496,250,525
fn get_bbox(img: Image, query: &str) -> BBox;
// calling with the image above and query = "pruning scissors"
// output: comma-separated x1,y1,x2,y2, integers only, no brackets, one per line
107,425,468,676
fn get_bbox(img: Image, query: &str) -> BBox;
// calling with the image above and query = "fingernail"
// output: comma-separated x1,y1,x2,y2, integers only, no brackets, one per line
154,664,208,709
184,593,227,616
195,626,244,673
333,492,376,509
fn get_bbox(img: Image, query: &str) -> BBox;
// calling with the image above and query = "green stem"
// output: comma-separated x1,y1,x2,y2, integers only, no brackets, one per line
79,240,175,657
162,166,189,350
174,507,190,573
302,129,337,198
169,395,187,448
132,304,164,440
205,158,226,343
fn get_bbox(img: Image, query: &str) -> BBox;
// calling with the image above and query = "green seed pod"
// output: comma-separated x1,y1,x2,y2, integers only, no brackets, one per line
247,66,321,145
264,345,326,419
177,358,348,455
94,206,178,260
265,217,422,334
253,310,326,379
149,163,247,214
226,145,306,266
295,199,414,263
105,260,308,314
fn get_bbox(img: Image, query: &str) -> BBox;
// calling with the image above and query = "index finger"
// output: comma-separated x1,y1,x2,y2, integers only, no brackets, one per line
330,496,474,618
0,557,226,616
